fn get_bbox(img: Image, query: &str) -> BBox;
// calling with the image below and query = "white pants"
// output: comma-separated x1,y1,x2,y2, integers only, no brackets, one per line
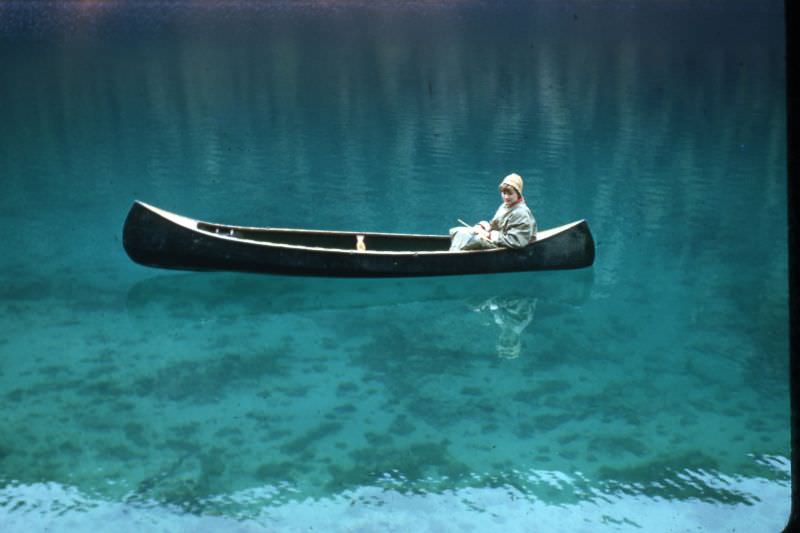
449,227,498,251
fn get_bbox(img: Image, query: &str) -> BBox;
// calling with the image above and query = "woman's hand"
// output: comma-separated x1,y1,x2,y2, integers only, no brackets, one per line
472,221,492,240
474,227,491,240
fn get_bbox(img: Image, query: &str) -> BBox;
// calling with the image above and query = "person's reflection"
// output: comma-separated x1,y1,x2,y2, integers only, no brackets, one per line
473,296,537,359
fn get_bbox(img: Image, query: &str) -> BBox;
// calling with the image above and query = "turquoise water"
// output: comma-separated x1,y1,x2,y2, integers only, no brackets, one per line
0,1,789,531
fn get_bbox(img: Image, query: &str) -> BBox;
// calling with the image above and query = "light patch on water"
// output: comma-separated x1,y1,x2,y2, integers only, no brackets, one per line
0,463,790,533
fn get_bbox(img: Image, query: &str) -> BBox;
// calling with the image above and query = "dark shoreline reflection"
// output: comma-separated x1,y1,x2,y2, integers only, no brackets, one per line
0,1,785,240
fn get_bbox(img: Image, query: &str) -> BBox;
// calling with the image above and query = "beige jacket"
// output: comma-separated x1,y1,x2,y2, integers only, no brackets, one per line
488,201,536,248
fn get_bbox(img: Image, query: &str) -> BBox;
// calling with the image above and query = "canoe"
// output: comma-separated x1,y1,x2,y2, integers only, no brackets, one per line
122,201,595,277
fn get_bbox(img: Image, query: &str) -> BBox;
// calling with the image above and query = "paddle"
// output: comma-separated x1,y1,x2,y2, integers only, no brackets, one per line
458,219,492,241
459,219,490,231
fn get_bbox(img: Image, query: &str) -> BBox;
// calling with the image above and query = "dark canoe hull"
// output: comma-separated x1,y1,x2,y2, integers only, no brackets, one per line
122,201,595,277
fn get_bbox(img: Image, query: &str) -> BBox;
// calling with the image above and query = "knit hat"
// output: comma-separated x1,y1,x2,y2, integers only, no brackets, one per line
499,173,523,195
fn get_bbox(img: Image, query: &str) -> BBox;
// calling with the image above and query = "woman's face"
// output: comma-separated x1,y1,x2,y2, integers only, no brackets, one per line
500,186,520,206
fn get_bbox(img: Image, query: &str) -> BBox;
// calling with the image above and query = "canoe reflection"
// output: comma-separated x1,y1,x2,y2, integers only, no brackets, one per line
128,270,591,314
126,270,593,361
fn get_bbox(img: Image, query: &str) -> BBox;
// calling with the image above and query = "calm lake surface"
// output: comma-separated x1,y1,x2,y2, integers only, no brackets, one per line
0,1,789,531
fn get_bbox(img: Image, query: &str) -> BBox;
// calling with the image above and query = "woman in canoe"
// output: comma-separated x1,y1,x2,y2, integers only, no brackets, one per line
449,173,537,251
